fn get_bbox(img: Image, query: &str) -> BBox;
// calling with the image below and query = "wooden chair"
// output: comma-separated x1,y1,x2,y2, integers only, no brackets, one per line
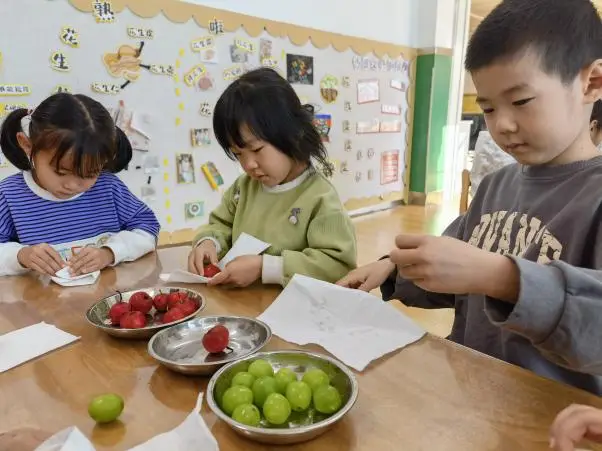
460,169,471,214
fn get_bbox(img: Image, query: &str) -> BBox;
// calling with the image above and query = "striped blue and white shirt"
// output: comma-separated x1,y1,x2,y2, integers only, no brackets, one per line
0,171,160,276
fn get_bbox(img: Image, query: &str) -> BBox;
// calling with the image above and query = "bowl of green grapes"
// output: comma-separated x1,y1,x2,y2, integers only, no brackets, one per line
206,350,358,445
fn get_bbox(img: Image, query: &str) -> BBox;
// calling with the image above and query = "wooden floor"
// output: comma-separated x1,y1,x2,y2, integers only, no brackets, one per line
159,203,458,338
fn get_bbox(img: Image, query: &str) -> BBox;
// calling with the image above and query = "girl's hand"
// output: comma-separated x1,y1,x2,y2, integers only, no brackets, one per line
208,255,262,287
188,240,219,276
550,404,602,451
17,244,66,276
337,258,396,291
68,247,114,275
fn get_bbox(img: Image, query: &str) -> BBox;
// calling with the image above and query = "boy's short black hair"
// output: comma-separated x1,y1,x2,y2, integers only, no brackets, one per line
465,0,602,83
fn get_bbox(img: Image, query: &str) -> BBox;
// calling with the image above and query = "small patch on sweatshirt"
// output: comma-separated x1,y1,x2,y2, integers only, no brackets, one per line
289,208,301,225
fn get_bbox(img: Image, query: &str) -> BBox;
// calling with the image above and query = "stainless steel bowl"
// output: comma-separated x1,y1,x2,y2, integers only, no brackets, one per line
85,287,205,340
147,316,272,376
206,350,358,445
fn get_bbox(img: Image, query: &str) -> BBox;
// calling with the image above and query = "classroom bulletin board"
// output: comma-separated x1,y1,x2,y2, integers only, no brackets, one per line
0,0,416,232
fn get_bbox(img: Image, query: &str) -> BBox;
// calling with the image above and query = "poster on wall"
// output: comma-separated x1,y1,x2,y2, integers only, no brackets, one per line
286,54,314,85
380,150,400,185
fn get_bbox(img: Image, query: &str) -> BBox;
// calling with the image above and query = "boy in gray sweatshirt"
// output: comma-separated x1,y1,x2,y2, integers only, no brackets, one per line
338,0,602,395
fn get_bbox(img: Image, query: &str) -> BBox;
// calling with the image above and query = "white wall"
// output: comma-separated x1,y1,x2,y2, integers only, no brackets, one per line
184,0,418,47
414,0,455,49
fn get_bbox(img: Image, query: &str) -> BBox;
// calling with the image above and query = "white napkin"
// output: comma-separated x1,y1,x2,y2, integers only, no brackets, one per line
35,393,219,451
0,322,80,373
50,267,100,287
257,274,426,371
160,232,270,284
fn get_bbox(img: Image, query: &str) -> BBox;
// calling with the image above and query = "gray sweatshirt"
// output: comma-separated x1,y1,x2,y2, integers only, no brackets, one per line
382,157,602,395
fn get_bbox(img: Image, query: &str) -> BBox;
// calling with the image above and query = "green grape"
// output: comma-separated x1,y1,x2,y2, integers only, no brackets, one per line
274,368,297,394
302,368,329,392
252,376,278,408
263,393,291,425
221,386,254,416
313,385,342,415
231,371,256,389
248,359,274,378
285,381,312,412
232,403,261,426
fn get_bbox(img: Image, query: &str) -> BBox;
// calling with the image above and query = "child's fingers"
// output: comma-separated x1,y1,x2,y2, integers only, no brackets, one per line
551,406,602,451
336,273,359,287
40,247,64,273
42,245,65,269
31,255,57,276
208,269,229,286
70,250,95,275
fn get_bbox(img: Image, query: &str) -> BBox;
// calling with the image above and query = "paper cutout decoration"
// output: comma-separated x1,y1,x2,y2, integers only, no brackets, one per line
367,148,375,159
176,154,196,184
357,150,363,161
143,155,160,173
0,103,27,118
380,120,402,133
199,102,212,117
357,79,380,104
191,36,215,52
149,65,174,76
201,162,224,190
60,26,79,48
260,39,272,61
352,55,407,73
287,54,314,85
261,57,279,69
367,169,374,181
0,151,8,168
382,104,402,115
91,82,121,95
113,100,151,152
357,119,381,134
355,172,362,182
0,85,31,96
344,140,352,152
50,51,70,72
340,161,350,174
103,43,146,82
198,73,213,91
199,48,218,64
342,120,350,133
52,85,72,94
223,65,244,81
208,18,225,35
191,128,211,147
166,215,172,224
312,114,332,143
390,79,407,91
342,76,351,88
128,27,154,39
184,64,207,86
344,101,352,112
185,201,205,220
380,150,400,185
92,0,115,23
235,37,256,53
320,75,339,104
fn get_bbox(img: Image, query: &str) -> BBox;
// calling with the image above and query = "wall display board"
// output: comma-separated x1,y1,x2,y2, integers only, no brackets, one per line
0,0,415,231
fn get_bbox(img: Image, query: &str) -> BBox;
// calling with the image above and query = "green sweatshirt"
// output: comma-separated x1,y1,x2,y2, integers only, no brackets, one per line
193,169,357,286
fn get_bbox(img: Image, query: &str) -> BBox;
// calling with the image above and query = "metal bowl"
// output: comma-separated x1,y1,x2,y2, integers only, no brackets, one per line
85,287,205,340
147,316,272,376
206,350,358,445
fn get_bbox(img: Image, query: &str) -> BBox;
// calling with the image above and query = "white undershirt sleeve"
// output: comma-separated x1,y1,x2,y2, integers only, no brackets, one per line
103,229,156,265
0,242,29,276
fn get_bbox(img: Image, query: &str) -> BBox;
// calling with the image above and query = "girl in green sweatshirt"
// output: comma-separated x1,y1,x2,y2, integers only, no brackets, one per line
187,68,357,287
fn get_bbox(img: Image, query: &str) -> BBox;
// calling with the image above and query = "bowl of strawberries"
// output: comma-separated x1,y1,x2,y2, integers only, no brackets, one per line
85,287,205,339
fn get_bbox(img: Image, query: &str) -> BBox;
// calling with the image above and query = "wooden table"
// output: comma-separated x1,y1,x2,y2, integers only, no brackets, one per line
1,247,602,451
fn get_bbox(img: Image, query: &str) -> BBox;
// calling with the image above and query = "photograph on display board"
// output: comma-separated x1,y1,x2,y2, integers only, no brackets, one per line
176,154,196,184
357,79,380,104
380,150,400,185
313,114,332,142
286,54,314,85
191,128,211,147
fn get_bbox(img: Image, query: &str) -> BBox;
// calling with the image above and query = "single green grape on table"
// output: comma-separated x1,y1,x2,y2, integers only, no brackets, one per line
232,371,256,389
302,368,330,392
313,385,342,414
285,381,312,412
274,367,297,394
263,393,292,425
252,376,278,408
232,403,261,427
248,359,274,378
222,386,254,415
88,393,124,424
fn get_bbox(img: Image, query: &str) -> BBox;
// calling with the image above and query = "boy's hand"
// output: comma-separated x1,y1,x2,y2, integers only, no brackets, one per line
188,240,219,276
69,247,114,275
390,235,519,302
550,404,602,451
17,244,65,276
337,258,396,291
208,255,262,288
